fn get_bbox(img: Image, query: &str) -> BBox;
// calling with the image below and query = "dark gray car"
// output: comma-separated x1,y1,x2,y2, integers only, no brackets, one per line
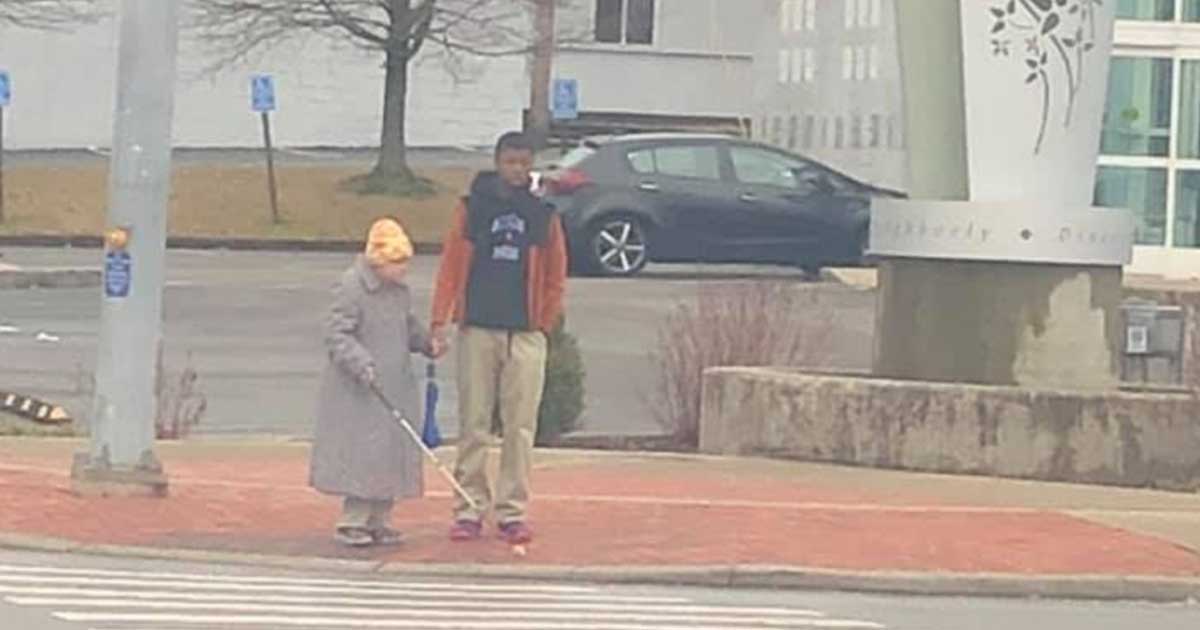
540,133,903,277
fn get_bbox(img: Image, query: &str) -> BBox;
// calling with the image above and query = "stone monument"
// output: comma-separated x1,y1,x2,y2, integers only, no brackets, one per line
699,1,1200,489
870,0,1133,391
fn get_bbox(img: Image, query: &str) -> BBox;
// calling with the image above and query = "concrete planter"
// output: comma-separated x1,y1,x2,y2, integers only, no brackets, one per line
700,367,1200,491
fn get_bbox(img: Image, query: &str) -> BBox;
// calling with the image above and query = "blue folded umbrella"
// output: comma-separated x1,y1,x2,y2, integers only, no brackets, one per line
422,362,442,449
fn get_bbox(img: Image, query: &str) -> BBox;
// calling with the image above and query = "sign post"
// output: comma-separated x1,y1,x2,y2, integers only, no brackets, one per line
551,78,579,121
71,0,182,498
0,70,10,223
251,74,280,224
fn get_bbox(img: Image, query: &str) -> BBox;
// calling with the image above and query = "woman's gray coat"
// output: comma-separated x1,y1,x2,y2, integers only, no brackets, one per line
310,256,430,501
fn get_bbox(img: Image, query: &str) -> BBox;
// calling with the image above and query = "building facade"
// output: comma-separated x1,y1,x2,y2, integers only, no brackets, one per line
0,12,527,150
555,0,758,119
1097,0,1200,276
0,1,756,151
754,0,1200,278
752,0,907,191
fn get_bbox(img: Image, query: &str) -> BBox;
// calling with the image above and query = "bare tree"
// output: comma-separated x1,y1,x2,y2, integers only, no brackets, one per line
191,0,575,191
0,0,102,29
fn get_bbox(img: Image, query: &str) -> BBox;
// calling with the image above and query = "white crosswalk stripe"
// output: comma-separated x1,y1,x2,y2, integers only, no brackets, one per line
0,563,887,630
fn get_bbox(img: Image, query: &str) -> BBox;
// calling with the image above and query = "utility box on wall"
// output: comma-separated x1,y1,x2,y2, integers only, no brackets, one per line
1120,300,1186,385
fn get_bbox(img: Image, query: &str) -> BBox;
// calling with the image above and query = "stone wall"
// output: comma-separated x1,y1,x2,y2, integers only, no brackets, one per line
700,368,1200,490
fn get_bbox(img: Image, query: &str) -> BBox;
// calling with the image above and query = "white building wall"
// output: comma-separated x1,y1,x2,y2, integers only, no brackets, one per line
553,0,760,117
752,0,906,190
0,1,765,151
0,6,526,150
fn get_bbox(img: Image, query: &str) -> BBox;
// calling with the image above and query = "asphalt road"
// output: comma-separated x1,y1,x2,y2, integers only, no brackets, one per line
0,550,1196,630
0,247,875,437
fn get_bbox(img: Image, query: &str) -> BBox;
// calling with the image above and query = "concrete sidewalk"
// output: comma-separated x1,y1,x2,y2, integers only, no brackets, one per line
1,437,1199,600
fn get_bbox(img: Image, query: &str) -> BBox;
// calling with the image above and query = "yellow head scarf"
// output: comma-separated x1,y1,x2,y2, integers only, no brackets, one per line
365,218,414,266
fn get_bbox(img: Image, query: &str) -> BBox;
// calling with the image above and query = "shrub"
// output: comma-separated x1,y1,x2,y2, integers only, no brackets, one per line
536,319,587,445
155,351,207,440
648,281,835,448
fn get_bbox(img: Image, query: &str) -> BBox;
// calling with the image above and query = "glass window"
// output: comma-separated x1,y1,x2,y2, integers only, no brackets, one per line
1101,57,1173,158
788,115,799,149
595,0,654,44
730,146,844,195
791,48,804,83
1174,171,1200,247
834,117,845,149
558,146,596,169
771,116,783,146
654,146,721,180
1095,166,1168,245
595,0,623,43
870,114,883,148
626,0,655,44
1116,0,1175,20
1177,61,1200,158
802,115,815,150
626,149,655,175
1184,0,1200,20
850,115,863,149
730,147,802,189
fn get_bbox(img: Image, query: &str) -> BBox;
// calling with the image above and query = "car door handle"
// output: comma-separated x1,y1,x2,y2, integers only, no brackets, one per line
637,182,660,192
739,193,760,203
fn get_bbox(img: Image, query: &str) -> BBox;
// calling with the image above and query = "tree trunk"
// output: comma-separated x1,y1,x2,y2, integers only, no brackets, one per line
374,43,413,180
527,0,556,150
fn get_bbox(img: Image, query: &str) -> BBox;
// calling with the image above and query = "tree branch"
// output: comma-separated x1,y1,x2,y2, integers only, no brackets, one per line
0,0,104,30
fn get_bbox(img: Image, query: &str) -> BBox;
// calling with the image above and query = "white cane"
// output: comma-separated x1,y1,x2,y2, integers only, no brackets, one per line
369,381,480,512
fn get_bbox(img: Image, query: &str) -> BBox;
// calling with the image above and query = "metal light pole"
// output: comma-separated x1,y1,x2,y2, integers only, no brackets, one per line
71,0,182,497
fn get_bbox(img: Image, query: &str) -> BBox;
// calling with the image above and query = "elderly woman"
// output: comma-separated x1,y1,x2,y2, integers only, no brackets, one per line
309,217,445,547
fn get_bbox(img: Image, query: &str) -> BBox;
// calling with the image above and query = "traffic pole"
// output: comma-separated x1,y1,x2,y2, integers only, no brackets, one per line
0,105,6,224
71,0,182,497
261,111,280,224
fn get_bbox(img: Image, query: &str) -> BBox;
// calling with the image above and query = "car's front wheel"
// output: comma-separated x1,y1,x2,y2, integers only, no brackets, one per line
585,216,649,277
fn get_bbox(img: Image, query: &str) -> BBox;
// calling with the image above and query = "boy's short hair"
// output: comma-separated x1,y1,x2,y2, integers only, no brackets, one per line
494,131,534,159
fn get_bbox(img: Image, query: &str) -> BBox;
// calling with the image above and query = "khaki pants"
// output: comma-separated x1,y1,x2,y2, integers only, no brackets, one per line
453,327,547,525
338,496,393,531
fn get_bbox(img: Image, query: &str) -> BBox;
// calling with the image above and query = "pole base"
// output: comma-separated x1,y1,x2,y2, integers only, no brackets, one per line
70,451,168,498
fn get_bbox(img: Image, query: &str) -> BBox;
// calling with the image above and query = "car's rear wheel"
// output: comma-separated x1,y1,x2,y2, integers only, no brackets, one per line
586,215,649,277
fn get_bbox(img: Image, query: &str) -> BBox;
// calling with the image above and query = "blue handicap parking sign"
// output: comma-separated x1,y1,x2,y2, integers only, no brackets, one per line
251,74,276,112
552,79,579,120
0,71,11,107
104,251,132,299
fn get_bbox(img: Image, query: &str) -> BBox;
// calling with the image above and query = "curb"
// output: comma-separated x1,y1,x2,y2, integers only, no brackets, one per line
0,267,101,290
0,235,443,255
2,533,1198,603
818,267,878,290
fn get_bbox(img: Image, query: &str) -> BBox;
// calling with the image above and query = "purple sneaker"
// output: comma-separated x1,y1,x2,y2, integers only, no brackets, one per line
498,521,533,545
449,520,483,542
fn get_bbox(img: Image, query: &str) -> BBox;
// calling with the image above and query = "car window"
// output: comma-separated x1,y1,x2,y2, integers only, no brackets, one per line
731,146,857,194
651,146,721,180
558,146,597,169
627,149,656,175
730,147,801,189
